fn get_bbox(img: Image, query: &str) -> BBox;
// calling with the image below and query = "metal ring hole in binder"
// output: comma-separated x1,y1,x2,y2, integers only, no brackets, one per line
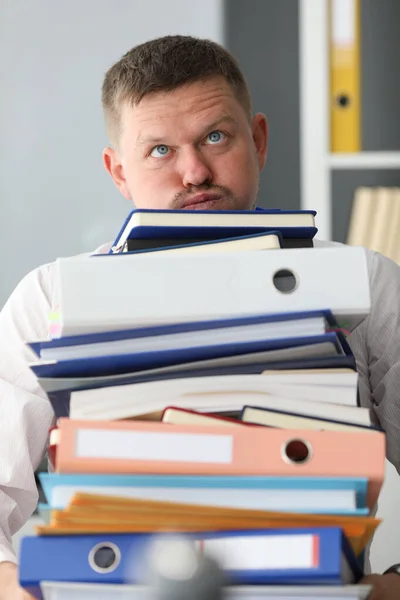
88,541,121,574
272,269,298,294
336,93,351,108
281,438,313,465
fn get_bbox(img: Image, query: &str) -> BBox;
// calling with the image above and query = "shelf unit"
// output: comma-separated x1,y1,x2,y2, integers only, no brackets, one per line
328,152,400,170
299,0,400,241
299,2,400,577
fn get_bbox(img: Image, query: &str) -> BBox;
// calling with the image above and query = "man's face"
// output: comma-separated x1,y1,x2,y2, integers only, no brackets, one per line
103,76,268,211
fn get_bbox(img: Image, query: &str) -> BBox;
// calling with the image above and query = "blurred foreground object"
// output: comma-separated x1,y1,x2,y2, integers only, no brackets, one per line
144,535,225,600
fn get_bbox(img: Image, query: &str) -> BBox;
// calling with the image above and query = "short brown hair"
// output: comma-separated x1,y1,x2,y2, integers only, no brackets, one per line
101,35,252,146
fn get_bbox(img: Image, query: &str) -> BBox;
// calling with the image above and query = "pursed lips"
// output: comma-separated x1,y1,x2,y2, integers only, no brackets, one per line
181,193,223,209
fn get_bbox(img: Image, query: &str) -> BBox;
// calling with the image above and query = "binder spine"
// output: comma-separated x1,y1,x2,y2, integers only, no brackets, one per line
329,0,361,152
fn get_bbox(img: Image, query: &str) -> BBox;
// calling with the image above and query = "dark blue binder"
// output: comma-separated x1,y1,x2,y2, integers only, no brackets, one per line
19,527,362,598
29,309,337,358
30,332,348,380
109,208,318,253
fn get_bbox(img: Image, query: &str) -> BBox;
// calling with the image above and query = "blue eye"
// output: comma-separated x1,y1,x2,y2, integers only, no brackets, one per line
207,131,224,144
150,145,170,157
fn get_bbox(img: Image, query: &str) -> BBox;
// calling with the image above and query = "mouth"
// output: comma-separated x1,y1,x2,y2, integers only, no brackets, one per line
181,193,223,210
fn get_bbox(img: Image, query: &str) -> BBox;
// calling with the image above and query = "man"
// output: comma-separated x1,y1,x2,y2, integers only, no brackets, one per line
0,35,399,598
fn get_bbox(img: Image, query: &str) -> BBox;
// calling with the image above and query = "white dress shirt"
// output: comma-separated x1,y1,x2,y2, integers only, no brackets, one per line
0,239,399,563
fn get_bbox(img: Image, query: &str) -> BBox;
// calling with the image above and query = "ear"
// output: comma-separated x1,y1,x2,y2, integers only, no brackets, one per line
103,147,132,200
251,113,268,171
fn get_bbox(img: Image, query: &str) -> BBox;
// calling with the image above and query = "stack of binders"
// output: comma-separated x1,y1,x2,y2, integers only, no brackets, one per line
19,208,381,600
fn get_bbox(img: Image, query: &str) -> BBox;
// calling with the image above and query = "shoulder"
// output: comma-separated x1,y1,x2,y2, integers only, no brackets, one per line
314,239,400,333
30,241,112,290
1,242,112,330
313,238,396,280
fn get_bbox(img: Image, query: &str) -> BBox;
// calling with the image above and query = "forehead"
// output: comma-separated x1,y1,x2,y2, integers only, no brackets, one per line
120,76,246,141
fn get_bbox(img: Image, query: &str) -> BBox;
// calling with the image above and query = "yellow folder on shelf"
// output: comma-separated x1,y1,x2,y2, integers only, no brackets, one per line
329,0,361,152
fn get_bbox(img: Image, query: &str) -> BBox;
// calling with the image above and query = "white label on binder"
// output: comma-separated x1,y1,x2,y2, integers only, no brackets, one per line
201,534,318,570
75,429,233,463
332,0,356,47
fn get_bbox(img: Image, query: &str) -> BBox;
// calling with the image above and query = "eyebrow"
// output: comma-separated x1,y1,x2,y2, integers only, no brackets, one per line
137,134,166,146
137,115,239,147
202,115,239,133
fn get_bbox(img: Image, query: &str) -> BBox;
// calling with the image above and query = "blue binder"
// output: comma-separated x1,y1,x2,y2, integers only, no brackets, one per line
115,230,286,255
19,527,362,597
30,332,348,379
109,208,318,254
29,309,337,358
38,473,369,514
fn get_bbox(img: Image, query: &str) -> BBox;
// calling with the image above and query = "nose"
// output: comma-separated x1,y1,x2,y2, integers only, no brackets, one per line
178,147,213,188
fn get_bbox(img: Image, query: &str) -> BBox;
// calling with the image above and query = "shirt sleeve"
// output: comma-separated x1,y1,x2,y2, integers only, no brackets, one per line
0,264,56,563
349,249,400,472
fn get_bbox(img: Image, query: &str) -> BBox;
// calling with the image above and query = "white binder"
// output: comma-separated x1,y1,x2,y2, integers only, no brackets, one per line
55,246,370,336
40,581,371,600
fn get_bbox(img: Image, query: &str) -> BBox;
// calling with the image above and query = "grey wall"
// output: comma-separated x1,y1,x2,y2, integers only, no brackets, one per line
0,0,223,307
361,0,400,151
225,0,300,213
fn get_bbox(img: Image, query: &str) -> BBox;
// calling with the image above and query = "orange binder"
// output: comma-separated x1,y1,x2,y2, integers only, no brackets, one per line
37,492,380,556
329,0,361,152
55,418,385,509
